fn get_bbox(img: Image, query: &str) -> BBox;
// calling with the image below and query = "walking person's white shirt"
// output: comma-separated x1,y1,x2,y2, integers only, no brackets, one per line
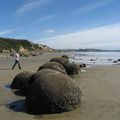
15,53,20,61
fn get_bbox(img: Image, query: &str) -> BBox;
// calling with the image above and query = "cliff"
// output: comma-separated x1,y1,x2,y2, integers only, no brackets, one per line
0,37,54,53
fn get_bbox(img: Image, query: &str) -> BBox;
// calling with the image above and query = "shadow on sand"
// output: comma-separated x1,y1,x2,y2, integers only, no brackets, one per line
4,84,27,113
5,84,63,115
9,99,26,113
5,84,27,97
4,84,12,91
7,98,64,115
5,84,11,89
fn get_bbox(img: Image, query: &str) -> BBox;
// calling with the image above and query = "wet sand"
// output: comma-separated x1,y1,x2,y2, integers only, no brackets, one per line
0,52,120,120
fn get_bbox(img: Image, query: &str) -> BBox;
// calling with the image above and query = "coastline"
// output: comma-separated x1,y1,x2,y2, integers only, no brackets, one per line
0,52,120,120
70,51,120,66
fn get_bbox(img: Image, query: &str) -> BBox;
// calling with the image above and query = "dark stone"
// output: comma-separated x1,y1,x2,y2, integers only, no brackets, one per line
113,61,117,63
10,71,34,93
82,63,86,68
26,69,82,114
79,63,86,68
37,62,67,75
50,57,69,66
64,63,80,75
90,59,96,61
117,59,120,61
61,55,69,59
79,64,83,68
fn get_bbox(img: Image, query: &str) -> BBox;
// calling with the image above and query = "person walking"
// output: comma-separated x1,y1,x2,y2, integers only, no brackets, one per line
12,51,21,70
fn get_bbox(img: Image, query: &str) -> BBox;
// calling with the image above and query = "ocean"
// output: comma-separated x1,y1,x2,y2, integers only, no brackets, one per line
69,52,120,66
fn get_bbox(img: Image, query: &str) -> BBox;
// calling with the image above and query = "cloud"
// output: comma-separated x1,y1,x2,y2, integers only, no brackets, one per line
73,0,118,14
38,23,120,49
16,0,53,14
44,29,56,34
0,29,16,36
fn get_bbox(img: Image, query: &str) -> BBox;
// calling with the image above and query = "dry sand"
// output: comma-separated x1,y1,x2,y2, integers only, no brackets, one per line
0,52,120,120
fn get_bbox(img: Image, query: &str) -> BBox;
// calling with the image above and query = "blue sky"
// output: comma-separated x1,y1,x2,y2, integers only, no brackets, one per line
0,0,120,49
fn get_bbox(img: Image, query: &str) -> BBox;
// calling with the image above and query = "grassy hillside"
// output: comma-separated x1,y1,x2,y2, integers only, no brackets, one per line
0,37,53,53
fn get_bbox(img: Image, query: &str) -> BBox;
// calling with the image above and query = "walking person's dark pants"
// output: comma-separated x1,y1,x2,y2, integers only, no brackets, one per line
12,60,21,69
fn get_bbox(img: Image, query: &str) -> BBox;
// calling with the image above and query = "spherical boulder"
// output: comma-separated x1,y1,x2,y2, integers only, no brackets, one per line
50,57,69,66
37,62,67,75
82,63,86,68
64,63,81,75
79,64,83,68
79,63,86,68
62,55,69,59
117,59,120,61
10,71,34,92
26,69,82,114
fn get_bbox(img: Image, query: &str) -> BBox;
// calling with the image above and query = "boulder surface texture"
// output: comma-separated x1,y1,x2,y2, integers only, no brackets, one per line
64,63,80,75
26,69,82,114
37,62,67,75
10,71,34,91
50,57,69,66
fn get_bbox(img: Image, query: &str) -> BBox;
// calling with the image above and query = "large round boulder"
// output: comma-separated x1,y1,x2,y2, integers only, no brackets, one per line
62,55,69,59
37,62,67,75
50,57,69,66
10,71,34,92
64,63,81,75
26,69,82,114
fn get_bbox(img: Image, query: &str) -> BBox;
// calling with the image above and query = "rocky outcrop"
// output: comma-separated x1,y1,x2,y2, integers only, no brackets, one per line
37,44,54,52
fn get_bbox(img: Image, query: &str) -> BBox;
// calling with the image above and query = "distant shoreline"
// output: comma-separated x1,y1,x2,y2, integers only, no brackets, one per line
57,49,120,52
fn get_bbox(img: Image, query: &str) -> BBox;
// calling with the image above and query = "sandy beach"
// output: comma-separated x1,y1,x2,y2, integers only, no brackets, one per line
0,52,120,120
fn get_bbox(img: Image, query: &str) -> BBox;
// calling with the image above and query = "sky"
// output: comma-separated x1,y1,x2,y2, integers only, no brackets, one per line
0,0,120,49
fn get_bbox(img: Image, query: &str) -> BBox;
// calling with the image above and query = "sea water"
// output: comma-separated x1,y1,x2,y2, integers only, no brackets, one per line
69,52,120,66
